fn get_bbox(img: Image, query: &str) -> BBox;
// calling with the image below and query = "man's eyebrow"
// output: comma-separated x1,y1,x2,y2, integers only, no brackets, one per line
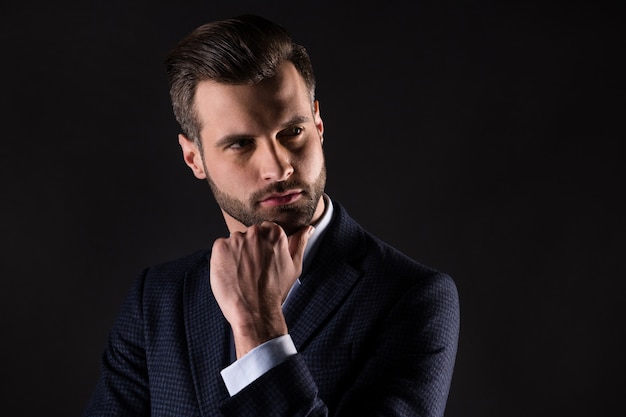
213,133,255,148
280,115,311,128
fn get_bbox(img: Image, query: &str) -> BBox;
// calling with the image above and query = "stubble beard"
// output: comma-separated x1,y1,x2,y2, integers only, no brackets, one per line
204,164,327,236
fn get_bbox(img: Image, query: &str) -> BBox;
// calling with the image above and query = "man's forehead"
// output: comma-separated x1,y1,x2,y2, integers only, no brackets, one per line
194,65,312,132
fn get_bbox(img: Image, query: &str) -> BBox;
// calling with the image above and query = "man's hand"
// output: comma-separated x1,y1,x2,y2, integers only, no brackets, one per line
209,222,314,358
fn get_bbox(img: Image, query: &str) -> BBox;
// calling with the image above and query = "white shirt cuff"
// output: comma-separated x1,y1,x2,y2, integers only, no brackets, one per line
220,334,297,396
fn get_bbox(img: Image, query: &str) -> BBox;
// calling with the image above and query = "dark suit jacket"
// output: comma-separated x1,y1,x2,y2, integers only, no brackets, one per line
83,201,460,416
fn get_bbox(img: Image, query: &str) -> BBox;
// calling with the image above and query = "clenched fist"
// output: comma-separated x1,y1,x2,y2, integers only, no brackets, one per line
210,222,314,358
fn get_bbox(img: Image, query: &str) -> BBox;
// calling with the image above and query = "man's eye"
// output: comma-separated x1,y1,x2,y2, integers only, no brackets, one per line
279,126,303,137
228,139,253,149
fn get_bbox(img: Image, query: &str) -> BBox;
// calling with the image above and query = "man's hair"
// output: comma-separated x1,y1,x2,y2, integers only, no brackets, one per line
165,14,316,146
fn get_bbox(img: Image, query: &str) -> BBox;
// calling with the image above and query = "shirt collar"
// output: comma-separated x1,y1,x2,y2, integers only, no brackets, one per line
302,194,333,273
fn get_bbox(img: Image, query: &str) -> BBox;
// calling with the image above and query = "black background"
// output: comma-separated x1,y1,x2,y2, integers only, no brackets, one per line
1,1,624,416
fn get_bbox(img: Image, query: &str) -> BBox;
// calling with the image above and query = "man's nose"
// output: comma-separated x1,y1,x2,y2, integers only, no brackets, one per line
257,141,294,182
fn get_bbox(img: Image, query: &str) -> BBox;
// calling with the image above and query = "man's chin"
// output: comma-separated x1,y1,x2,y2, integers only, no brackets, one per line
259,204,311,224
267,214,310,236
277,222,309,236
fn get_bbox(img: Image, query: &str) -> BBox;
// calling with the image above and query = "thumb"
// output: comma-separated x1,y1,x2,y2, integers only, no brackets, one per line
287,225,315,267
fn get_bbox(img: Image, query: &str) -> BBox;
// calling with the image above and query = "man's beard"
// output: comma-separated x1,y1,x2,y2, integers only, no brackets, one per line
205,164,326,236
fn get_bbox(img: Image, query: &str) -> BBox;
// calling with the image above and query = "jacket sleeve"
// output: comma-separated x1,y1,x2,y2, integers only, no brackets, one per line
82,271,150,417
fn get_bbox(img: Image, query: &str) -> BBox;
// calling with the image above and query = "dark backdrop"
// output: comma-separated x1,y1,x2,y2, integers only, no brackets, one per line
1,1,623,416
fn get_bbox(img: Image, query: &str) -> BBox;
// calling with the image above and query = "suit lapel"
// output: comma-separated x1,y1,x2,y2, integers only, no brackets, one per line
284,202,366,350
285,257,361,350
183,257,230,415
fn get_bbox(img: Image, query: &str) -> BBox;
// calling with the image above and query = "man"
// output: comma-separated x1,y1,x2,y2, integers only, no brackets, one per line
83,14,460,417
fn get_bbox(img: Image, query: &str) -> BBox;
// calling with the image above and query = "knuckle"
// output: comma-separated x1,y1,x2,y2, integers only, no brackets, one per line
212,237,225,249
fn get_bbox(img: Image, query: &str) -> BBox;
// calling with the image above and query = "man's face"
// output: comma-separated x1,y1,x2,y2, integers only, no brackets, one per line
179,61,326,235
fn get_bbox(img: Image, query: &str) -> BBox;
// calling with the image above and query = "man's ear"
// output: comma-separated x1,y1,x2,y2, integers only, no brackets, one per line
178,134,207,179
313,100,324,142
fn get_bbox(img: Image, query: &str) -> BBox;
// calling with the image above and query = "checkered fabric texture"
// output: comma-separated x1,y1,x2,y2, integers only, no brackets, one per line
83,200,460,416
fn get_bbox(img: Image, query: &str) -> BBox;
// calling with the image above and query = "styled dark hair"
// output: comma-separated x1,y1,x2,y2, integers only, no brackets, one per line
165,14,316,145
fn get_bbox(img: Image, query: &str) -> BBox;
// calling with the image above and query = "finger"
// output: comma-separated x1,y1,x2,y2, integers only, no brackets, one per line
287,225,315,266
253,221,284,242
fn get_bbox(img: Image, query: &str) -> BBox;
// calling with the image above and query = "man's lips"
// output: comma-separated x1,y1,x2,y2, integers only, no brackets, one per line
259,190,303,207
